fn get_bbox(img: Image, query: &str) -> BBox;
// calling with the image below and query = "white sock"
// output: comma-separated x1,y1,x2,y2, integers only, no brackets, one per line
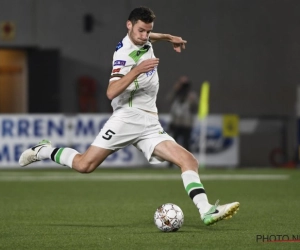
38,147,78,168
37,147,54,160
181,170,212,215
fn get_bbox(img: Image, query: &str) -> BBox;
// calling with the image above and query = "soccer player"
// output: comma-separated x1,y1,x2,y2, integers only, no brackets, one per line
19,6,239,226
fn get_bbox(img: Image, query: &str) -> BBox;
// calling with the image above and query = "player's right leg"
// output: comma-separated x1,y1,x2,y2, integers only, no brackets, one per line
19,139,113,173
19,108,145,173
71,146,113,173
19,139,52,167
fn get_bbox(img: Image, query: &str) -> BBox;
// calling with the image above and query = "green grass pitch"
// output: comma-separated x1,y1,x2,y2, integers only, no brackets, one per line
0,167,299,249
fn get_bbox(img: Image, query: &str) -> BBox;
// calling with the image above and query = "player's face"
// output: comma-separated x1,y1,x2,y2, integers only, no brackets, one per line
127,20,153,46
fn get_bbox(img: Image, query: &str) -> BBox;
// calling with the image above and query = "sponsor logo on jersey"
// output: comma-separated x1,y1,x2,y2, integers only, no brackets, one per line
113,60,126,66
146,67,156,77
112,68,121,73
115,41,123,51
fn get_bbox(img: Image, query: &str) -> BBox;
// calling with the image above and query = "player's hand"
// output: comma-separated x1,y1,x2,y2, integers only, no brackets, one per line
169,36,187,53
136,58,159,74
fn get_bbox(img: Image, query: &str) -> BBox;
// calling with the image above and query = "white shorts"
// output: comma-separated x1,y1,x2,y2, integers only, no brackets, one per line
91,108,175,164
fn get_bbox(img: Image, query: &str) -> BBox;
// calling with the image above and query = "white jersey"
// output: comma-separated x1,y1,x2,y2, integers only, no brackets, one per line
110,34,159,113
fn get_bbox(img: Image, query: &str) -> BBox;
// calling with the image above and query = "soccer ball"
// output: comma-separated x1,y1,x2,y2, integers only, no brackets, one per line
154,203,184,232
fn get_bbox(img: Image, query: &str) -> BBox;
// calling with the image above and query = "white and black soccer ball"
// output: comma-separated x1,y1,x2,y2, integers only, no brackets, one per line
154,203,184,232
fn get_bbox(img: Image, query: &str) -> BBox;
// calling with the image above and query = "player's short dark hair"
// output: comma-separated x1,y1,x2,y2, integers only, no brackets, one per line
128,7,156,25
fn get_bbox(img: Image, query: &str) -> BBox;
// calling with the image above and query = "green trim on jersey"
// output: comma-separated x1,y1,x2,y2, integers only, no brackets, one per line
129,47,150,63
127,45,149,106
129,79,139,107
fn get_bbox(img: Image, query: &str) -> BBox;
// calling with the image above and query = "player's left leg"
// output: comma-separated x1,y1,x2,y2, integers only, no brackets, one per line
152,140,212,214
152,140,240,226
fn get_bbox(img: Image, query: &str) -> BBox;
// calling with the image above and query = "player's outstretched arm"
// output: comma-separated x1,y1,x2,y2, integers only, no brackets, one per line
149,33,187,53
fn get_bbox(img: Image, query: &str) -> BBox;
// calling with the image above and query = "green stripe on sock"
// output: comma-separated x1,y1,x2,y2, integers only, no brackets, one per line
185,182,204,193
55,148,64,164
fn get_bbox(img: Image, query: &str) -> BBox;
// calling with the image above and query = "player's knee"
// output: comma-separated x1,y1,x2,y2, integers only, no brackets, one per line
76,162,96,173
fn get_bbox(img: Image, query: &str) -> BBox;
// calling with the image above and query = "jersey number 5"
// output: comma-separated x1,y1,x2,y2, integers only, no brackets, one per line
102,129,116,140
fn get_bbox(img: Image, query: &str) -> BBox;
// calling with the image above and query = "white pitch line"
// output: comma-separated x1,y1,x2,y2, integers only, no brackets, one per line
0,173,290,181
201,174,290,180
